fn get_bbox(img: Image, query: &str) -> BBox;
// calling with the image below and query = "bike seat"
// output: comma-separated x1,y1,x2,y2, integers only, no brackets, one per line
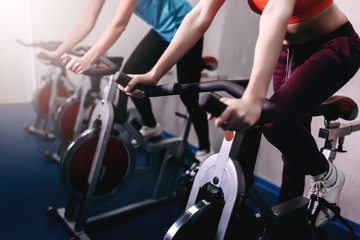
201,56,218,71
311,95,358,121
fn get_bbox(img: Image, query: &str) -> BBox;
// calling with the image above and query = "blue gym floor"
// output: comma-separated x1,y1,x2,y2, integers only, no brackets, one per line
0,102,359,239
0,103,185,240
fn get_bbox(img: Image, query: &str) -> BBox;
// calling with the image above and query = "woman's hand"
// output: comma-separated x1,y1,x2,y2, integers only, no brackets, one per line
118,72,158,98
61,53,91,74
214,97,263,131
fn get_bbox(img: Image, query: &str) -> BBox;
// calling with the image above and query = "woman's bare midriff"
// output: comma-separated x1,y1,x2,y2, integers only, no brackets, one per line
284,3,348,45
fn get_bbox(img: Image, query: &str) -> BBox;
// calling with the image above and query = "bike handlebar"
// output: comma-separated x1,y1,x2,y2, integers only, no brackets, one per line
116,73,278,126
16,39,62,51
199,93,277,126
17,39,90,55
37,53,120,77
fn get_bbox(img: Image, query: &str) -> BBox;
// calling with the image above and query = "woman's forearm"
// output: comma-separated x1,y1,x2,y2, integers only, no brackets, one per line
82,21,126,63
82,0,137,64
149,0,225,82
55,0,105,56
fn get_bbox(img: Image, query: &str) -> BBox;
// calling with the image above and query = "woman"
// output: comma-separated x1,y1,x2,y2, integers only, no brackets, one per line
122,0,360,228
38,0,213,162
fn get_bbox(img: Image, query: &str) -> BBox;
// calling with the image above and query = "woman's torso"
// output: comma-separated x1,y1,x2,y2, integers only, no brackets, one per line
285,2,348,45
248,0,349,45
134,0,192,42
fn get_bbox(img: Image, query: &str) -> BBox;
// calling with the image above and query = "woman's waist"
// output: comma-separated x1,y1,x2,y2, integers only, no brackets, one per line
283,21,358,53
284,3,348,45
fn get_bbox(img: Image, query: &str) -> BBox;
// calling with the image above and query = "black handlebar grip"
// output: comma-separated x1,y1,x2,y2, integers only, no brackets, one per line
36,52,65,67
115,72,149,92
61,57,71,65
199,92,278,126
199,93,227,117
116,72,133,87
83,56,119,76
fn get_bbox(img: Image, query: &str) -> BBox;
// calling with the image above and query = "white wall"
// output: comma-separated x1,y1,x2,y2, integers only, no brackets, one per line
1,0,359,224
0,0,36,103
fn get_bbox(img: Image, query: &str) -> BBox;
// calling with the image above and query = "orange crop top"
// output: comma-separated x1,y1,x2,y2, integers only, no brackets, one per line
248,0,333,24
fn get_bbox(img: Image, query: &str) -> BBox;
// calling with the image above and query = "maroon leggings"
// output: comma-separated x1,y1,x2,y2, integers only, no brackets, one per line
262,22,360,203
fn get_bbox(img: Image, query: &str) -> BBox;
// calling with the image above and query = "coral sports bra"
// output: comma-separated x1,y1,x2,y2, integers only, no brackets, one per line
247,0,333,24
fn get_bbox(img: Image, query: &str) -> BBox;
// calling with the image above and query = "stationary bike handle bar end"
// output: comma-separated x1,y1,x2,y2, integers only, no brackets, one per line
199,93,278,126
16,39,62,51
17,39,92,55
116,72,278,125
37,53,119,77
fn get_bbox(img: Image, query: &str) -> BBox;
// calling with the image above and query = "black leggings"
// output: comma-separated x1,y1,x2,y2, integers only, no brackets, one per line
120,29,209,150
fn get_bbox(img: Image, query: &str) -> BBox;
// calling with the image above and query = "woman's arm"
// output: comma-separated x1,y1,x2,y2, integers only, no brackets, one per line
123,0,225,94
38,0,105,63
63,0,138,74
214,0,297,130
243,0,296,104
149,0,225,82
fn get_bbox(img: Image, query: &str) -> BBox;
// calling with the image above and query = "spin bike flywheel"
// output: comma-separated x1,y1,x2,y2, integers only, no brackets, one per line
59,128,135,201
34,80,70,117
55,96,96,142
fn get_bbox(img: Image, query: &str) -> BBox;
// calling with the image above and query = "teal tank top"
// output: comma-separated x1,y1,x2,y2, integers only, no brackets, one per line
134,0,192,42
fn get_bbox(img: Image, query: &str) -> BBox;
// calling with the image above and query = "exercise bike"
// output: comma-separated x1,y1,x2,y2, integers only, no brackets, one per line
113,78,276,239
307,95,360,239
44,55,218,163
163,84,360,239
47,60,203,239
18,39,88,140
42,55,123,164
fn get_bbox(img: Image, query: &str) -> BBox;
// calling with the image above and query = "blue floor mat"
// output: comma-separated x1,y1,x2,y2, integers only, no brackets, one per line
0,103,183,240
